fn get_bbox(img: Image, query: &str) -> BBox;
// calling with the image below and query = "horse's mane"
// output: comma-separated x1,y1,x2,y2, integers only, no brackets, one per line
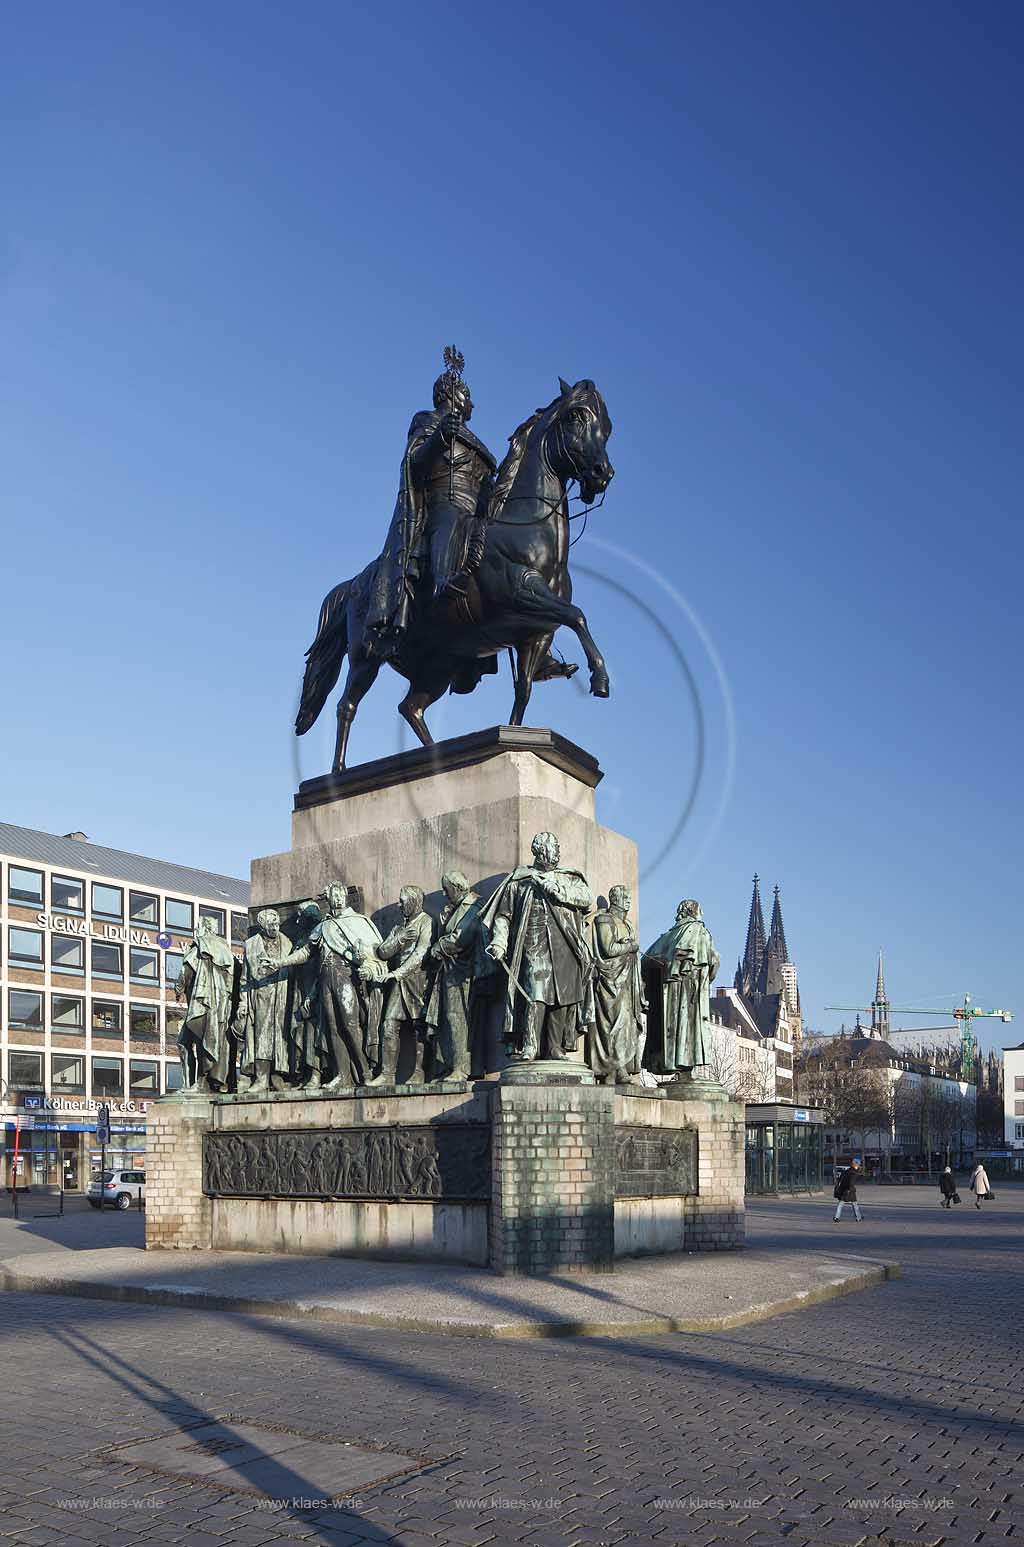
487,400,553,520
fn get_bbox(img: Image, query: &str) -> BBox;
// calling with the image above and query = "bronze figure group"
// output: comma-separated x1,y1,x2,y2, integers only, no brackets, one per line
175,832,721,1097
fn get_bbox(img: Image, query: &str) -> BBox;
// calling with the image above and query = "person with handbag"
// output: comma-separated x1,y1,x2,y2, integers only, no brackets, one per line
833,1159,862,1222
939,1167,959,1208
969,1162,992,1209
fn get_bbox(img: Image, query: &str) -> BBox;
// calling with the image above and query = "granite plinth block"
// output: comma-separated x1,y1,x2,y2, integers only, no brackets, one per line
251,727,639,937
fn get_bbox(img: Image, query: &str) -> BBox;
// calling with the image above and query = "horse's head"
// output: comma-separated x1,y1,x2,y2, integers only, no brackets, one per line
551,378,614,504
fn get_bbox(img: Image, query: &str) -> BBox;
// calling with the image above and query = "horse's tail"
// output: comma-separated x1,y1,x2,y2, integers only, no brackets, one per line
295,579,354,735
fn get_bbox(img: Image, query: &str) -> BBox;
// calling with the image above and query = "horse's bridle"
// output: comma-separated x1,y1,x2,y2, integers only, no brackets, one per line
489,400,607,533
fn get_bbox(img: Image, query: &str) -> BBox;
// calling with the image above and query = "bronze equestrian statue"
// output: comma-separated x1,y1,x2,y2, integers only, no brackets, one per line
295,361,615,771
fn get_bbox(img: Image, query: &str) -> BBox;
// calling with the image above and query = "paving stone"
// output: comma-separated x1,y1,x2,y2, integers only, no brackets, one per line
0,1190,1022,1545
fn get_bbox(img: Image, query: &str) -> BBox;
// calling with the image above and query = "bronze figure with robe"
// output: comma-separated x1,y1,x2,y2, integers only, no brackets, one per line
238,908,297,1093
423,870,492,1080
589,884,647,1084
482,831,594,1062
364,367,497,681
175,915,236,1091
642,900,720,1074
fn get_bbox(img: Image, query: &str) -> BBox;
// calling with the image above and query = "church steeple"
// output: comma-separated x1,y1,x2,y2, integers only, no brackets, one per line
871,950,890,1039
766,885,789,965
735,874,766,996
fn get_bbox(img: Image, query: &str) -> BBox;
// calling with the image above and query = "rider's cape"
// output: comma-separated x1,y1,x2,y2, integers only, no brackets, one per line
365,410,436,654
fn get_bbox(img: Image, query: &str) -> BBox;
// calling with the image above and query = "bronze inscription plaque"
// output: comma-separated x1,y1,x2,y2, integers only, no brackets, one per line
615,1125,697,1197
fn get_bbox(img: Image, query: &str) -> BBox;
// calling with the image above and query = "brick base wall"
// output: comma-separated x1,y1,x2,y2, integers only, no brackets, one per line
490,1078,616,1275
667,1086,746,1250
145,1095,214,1250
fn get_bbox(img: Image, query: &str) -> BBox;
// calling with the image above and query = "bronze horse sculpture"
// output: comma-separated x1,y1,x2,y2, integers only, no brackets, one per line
296,378,615,771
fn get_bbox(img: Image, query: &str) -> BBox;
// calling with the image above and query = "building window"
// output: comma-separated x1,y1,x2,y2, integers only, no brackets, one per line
1015,1076,1024,1092
51,995,84,1034
52,1053,85,1093
8,1051,44,1089
199,905,225,934
129,947,159,984
92,1000,123,1035
1017,1124,1024,1141
130,1005,159,1040
8,926,44,967
91,1057,124,1098
8,865,44,906
1016,1101,1024,1118
129,890,159,926
51,935,85,974
8,989,43,1031
129,1059,159,1095
51,874,85,914
231,911,249,945
164,950,185,986
91,883,123,921
165,898,194,933
91,941,123,980
165,1063,184,1093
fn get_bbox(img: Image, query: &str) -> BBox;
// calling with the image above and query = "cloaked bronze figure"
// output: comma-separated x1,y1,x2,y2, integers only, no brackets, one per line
642,900,720,1075
482,831,594,1063
175,916,236,1092
295,353,614,770
366,353,498,652
590,884,647,1084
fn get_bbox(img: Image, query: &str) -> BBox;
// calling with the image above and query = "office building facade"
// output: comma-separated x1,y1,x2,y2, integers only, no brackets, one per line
1,823,248,1190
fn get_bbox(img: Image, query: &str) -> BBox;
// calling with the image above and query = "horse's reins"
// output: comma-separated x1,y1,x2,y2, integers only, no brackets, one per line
485,405,608,535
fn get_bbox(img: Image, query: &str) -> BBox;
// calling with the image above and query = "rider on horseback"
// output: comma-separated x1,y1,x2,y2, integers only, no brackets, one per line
365,368,497,663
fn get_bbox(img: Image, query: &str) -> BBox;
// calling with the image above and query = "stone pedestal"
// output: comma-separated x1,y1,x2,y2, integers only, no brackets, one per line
491,1067,615,1275
147,1085,491,1265
252,726,639,931
663,1081,746,1250
146,1095,214,1249
145,1075,745,1268
145,728,746,1272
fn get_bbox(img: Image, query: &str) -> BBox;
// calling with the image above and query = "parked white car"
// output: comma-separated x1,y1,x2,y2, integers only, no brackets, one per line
87,1168,146,1210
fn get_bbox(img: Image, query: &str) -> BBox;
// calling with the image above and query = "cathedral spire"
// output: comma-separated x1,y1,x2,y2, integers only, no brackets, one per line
766,884,789,965
735,874,766,996
871,949,890,1038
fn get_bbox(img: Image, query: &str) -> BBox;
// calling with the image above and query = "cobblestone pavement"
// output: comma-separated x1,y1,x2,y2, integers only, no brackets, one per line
0,1186,1021,1546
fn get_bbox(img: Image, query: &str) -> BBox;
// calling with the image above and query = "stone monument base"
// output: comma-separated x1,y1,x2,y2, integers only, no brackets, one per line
146,1077,745,1272
146,728,746,1273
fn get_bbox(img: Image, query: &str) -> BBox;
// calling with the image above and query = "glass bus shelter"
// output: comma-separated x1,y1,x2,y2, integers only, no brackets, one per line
745,1102,825,1195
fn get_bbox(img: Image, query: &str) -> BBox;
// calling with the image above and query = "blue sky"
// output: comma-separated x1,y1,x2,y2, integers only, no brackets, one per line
2,2,1021,1050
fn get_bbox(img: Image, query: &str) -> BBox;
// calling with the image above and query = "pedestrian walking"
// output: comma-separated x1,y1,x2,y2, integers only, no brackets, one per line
969,1162,992,1209
833,1158,862,1222
939,1166,958,1209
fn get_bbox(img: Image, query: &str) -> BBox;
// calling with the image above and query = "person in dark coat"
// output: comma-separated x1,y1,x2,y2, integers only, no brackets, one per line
833,1159,862,1222
939,1167,958,1208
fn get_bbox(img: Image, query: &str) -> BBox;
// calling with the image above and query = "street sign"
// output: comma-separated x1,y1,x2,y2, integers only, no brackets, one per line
793,1108,809,1123
96,1104,111,1145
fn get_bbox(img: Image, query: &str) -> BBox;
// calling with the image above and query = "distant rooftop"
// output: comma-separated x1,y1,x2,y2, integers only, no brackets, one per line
0,822,249,905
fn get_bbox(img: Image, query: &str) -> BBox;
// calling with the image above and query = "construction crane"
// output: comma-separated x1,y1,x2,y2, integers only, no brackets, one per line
826,992,1013,1080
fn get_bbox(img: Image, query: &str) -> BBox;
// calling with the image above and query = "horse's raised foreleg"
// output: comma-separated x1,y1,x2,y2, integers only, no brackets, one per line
517,575,610,699
334,653,381,772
